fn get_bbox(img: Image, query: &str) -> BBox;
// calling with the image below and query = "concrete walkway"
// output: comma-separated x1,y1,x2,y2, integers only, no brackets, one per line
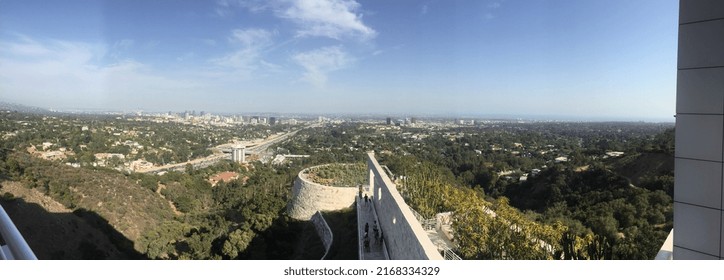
357,194,388,260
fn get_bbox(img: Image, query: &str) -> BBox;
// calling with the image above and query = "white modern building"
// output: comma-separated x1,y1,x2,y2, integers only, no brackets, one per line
674,0,724,260
231,145,246,163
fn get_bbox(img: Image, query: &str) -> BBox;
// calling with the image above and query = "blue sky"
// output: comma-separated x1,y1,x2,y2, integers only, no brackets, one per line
0,0,678,120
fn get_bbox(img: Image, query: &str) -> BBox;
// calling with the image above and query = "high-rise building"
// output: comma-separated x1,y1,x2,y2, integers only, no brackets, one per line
386,117,392,125
269,117,277,125
231,146,246,163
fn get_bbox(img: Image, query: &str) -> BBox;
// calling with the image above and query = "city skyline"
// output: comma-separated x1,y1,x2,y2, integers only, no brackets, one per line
0,0,678,121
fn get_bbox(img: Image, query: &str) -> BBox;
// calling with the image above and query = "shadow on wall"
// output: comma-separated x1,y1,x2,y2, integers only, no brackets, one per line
0,196,142,259
321,206,358,260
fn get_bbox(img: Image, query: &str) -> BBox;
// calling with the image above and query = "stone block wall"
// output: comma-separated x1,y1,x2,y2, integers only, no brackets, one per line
287,166,358,220
367,152,443,260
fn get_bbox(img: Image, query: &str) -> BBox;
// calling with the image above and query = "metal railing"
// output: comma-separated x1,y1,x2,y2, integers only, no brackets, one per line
408,206,436,231
407,206,462,260
0,204,37,260
442,247,462,260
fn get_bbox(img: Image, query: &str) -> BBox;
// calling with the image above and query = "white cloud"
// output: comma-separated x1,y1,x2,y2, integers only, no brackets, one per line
229,28,274,47
220,0,376,41
202,39,217,46
0,36,200,110
211,48,258,73
215,0,271,17
2,38,52,57
214,0,234,17
109,39,134,60
210,28,276,78
292,46,352,87
113,39,134,49
421,4,429,15
144,40,160,49
484,1,503,20
177,52,196,62
281,0,376,40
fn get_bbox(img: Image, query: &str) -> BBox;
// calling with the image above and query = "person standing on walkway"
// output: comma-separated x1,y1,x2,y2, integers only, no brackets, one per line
365,222,369,235
364,233,370,252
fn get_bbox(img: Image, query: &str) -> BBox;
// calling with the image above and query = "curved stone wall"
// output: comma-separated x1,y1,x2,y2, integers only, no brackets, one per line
287,165,359,220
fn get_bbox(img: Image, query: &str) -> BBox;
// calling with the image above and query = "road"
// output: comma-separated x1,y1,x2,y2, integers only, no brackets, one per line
138,126,309,174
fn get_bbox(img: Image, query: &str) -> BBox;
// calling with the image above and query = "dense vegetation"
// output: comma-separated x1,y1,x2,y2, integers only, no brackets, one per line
0,111,674,259
0,151,172,257
382,128,674,259
0,111,297,168
390,158,565,259
503,153,673,259
0,148,323,259
0,111,319,259
303,163,366,187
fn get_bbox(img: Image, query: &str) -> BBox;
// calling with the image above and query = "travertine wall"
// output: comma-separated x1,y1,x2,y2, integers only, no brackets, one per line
287,166,358,220
367,152,443,260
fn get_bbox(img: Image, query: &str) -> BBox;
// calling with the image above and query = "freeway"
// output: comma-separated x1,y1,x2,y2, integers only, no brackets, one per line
137,154,228,174
138,127,307,174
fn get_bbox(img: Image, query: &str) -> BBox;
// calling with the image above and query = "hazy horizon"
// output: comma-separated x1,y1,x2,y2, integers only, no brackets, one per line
0,0,678,122
0,99,674,123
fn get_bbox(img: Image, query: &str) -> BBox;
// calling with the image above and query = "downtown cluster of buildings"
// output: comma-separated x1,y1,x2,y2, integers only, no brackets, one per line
128,111,300,127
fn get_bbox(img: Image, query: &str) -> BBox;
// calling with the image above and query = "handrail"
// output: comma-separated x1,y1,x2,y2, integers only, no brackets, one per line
0,204,37,260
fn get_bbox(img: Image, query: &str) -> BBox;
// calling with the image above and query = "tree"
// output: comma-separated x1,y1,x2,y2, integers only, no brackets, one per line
222,229,255,259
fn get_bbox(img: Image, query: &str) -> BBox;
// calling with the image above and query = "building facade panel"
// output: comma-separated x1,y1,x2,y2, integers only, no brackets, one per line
674,114,723,162
722,211,724,258
679,0,724,25
675,0,724,259
673,246,720,260
673,202,721,256
676,68,724,114
674,158,722,209
678,19,724,69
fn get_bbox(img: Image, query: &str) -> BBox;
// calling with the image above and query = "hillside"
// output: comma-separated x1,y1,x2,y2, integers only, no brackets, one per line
2,152,175,256
611,152,674,193
504,153,674,259
0,181,131,259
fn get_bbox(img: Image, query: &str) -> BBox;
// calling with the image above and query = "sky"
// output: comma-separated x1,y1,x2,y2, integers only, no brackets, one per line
0,0,678,121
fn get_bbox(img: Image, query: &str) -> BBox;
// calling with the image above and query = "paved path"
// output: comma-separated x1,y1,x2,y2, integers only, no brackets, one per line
357,194,388,260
